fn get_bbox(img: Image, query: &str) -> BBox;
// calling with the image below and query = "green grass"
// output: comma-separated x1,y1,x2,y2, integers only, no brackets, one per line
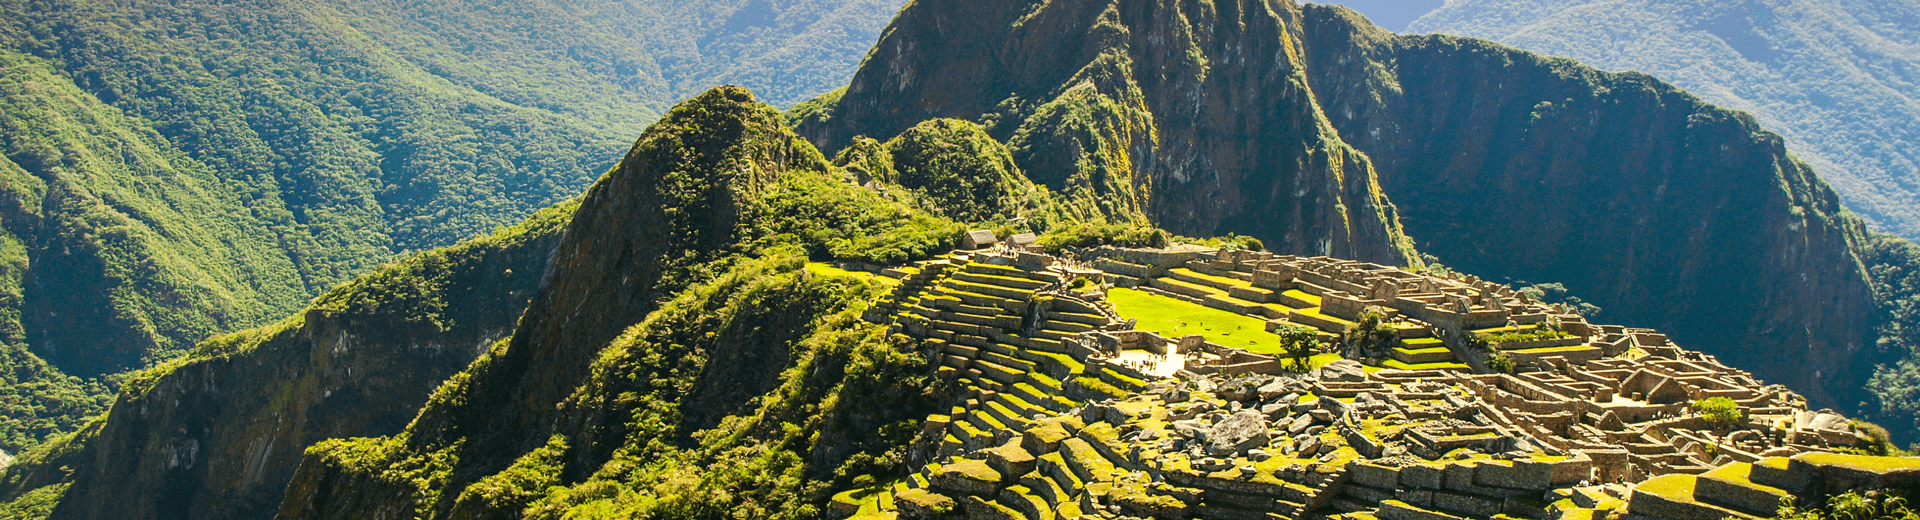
1283,289,1323,305
1106,288,1280,350
1168,268,1248,288
1795,452,1920,473
807,262,866,278
1382,359,1470,371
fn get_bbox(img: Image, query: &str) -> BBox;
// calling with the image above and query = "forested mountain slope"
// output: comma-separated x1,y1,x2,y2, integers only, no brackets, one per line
0,0,902,452
1406,0,1920,240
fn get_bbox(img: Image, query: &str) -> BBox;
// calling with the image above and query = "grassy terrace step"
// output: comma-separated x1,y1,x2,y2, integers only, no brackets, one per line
1013,388,1074,414
1059,437,1125,485
967,262,1064,281
1049,311,1109,326
937,289,1027,313
951,417,989,444
1389,346,1457,364
954,270,1053,291
1001,485,1056,520
1167,267,1250,290
942,279,1034,300
974,359,1027,384
983,350,1039,373
966,408,1012,435
1401,337,1444,347
1020,471,1071,507
1695,462,1792,516
1282,289,1323,307
995,392,1048,418
1150,276,1225,298
1040,319,1098,333
1290,308,1356,334
1630,474,1760,520
1013,348,1084,378
1096,367,1149,391
1381,359,1469,371
985,400,1033,430
1039,453,1085,505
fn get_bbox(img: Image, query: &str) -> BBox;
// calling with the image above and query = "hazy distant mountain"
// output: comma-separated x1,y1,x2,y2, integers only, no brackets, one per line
1409,0,1920,239
0,0,902,453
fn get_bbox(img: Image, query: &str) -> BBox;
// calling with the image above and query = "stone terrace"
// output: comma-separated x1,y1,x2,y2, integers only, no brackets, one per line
828,243,1897,520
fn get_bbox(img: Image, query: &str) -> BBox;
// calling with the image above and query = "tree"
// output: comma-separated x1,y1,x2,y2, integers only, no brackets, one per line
1696,396,1742,429
1486,352,1516,374
1277,325,1321,373
1343,306,1398,356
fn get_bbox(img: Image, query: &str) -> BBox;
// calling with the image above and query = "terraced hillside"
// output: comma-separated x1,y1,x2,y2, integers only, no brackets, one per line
829,243,1900,520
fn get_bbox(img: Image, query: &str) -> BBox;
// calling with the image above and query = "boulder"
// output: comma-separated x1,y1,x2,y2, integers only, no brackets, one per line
1258,380,1294,399
1288,414,1316,434
1208,410,1272,456
1319,360,1368,382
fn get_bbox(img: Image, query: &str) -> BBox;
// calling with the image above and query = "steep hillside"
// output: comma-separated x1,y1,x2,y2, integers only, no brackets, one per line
0,201,572,519
1407,0,1920,239
0,0,903,450
274,86,963,520
791,0,1421,266
1295,4,1880,411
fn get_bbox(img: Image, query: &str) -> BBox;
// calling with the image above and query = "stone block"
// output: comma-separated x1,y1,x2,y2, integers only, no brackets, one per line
1396,489,1436,507
986,443,1036,479
896,489,958,520
1380,499,1470,520
1401,464,1445,490
1346,484,1396,504
1474,460,1553,491
931,460,1002,496
1432,491,1504,518
1351,462,1402,488
1444,463,1477,492
1502,496,1552,520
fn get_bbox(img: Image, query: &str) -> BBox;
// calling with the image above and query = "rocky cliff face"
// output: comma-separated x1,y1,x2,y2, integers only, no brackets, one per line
794,0,1420,266
1294,5,1880,407
0,203,572,520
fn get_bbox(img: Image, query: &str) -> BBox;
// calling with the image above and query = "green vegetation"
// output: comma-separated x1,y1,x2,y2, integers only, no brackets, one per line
1276,325,1322,373
0,0,905,455
1344,307,1399,354
1694,397,1742,430
1033,222,1170,253
1105,288,1278,349
1476,327,1572,345
1513,282,1603,318
834,119,1050,224
1862,233,1920,440
1777,491,1920,520
1485,352,1516,374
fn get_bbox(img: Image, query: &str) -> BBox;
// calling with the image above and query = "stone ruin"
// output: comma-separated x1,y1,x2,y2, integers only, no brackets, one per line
832,246,1911,520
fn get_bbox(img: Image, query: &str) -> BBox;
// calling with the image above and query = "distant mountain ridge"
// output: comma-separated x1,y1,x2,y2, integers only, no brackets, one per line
1407,0,1920,239
0,0,902,452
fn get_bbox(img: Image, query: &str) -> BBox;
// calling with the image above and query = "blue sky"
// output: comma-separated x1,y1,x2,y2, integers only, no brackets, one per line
1311,0,1445,32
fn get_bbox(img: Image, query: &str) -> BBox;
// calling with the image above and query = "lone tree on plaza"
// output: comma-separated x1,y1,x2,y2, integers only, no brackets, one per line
1277,325,1320,373
1696,396,1742,430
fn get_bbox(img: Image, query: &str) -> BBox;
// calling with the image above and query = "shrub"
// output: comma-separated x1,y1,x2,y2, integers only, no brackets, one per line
1486,352,1516,374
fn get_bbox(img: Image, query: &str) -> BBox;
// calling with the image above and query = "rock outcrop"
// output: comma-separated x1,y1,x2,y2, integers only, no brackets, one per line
794,0,1421,266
